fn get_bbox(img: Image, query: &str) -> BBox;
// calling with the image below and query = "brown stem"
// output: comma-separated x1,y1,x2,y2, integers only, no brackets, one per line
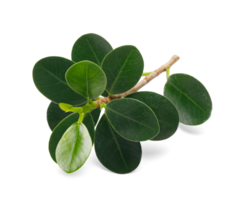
95,55,180,108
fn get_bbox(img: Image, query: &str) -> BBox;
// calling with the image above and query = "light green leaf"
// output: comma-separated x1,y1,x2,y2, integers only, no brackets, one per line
66,61,107,99
56,122,92,173
105,98,159,142
101,45,144,95
49,113,78,162
95,114,142,174
164,74,212,125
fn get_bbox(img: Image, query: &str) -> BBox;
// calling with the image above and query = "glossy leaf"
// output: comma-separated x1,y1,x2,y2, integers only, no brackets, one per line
47,102,101,131
164,74,212,125
66,61,107,99
49,113,78,162
102,45,144,95
105,98,159,142
95,115,142,174
127,92,179,140
56,122,92,173
71,33,112,65
32,57,86,105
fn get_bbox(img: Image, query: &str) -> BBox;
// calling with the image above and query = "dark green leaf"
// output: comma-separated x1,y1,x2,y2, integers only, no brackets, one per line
83,113,95,143
47,102,71,131
49,113,78,162
90,108,101,125
102,45,144,95
105,98,159,142
95,114,142,174
101,90,109,97
32,57,86,105
164,74,212,125
127,92,179,140
71,33,112,65
66,61,107,99
56,122,92,173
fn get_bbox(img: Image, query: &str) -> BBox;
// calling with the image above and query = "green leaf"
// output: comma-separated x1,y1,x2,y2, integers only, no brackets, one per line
101,90,109,97
66,61,107,99
56,122,92,173
45,102,96,146
164,74,212,125
32,57,86,105
90,108,101,125
47,102,72,131
95,114,142,174
101,45,144,95
82,113,95,143
105,98,159,142
71,33,113,65
49,113,78,162
127,92,179,140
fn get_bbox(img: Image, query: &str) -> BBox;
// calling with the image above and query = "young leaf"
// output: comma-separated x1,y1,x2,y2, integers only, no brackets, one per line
101,45,144,95
105,98,159,142
164,74,212,125
66,61,107,99
49,113,78,162
71,33,113,65
95,114,142,174
47,102,100,130
127,92,179,140
32,57,86,105
56,122,92,173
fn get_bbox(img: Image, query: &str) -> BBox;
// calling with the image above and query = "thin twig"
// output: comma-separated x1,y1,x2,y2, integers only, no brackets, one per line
95,55,180,108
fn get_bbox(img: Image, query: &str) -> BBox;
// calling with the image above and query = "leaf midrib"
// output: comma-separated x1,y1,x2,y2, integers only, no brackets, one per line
107,121,128,170
40,66,67,85
169,81,206,114
109,48,134,94
106,107,157,131
86,39,100,65
69,123,79,171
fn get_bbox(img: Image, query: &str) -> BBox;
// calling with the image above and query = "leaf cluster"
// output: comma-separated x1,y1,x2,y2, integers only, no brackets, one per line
32,33,212,174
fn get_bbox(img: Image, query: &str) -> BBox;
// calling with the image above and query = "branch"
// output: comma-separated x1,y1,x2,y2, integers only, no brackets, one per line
95,55,180,108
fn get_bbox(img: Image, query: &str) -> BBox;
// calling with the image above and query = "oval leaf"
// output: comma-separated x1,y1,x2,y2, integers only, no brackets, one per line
105,98,159,142
56,122,92,173
32,57,86,105
127,92,179,140
66,61,107,99
95,114,142,174
102,45,144,95
164,74,212,125
72,33,112,65
49,113,78,162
